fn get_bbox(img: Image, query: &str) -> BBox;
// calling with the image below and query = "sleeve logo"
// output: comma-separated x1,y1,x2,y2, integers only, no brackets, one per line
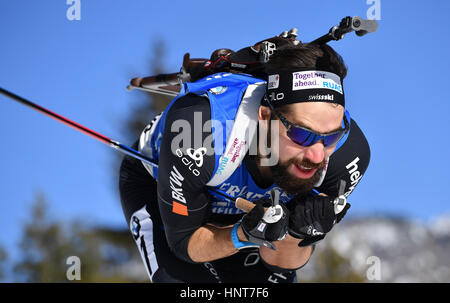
186,147,207,167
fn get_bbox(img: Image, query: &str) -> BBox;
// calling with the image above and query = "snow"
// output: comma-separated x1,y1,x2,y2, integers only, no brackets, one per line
429,213,450,237
302,214,450,282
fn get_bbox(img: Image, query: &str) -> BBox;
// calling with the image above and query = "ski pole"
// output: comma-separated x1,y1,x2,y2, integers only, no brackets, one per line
0,87,157,169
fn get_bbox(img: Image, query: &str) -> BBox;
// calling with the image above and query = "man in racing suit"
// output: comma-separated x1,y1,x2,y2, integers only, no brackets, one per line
119,43,370,283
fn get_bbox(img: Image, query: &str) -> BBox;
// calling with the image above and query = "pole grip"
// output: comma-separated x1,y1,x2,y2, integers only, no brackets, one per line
236,192,346,215
235,197,256,213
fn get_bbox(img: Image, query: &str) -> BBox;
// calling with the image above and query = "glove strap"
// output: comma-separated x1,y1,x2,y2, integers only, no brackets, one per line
231,221,259,250
241,220,278,251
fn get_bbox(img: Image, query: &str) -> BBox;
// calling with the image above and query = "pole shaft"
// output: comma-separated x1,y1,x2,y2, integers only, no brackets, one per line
0,87,156,166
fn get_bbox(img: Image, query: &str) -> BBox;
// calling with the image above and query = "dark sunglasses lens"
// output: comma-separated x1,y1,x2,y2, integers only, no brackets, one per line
323,132,345,147
287,127,314,146
289,127,345,147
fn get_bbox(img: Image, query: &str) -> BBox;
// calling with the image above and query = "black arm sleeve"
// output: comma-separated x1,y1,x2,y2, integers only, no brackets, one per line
317,118,371,198
156,93,215,263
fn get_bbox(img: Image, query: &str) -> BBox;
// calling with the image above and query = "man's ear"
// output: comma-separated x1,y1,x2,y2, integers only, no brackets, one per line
258,105,272,121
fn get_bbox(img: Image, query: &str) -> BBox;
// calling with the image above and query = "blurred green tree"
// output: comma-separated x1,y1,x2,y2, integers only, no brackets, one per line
122,37,173,141
13,192,147,282
0,246,7,281
111,36,172,201
297,245,366,283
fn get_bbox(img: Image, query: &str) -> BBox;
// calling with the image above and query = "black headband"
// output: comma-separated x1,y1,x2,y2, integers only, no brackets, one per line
262,69,345,107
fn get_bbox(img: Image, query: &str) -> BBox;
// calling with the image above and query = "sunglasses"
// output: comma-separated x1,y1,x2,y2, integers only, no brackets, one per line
265,97,349,148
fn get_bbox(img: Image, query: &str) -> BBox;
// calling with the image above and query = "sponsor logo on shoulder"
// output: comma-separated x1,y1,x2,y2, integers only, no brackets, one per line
186,147,207,167
175,148,204,177
215,157,229,175
226,138,246,163
344,157,363,197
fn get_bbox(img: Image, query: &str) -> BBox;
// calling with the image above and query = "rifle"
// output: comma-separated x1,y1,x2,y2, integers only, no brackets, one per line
127,16,378,97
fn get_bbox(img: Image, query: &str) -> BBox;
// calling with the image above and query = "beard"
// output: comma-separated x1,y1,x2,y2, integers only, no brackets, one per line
256,112,328,195
256,115,326,195
269,157,326,196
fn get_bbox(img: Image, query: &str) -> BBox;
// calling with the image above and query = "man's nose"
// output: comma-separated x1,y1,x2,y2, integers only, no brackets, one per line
303,141,325,164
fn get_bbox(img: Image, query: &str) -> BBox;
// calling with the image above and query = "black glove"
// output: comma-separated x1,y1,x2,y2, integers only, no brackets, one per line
241,198,289,250
287,195,351,241
297,202,351,247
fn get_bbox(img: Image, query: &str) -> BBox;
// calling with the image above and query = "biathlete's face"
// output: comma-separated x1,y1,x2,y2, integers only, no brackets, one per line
258,102,345,195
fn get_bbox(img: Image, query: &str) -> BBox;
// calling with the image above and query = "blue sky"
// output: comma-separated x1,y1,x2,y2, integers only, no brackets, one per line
1,0,449,265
